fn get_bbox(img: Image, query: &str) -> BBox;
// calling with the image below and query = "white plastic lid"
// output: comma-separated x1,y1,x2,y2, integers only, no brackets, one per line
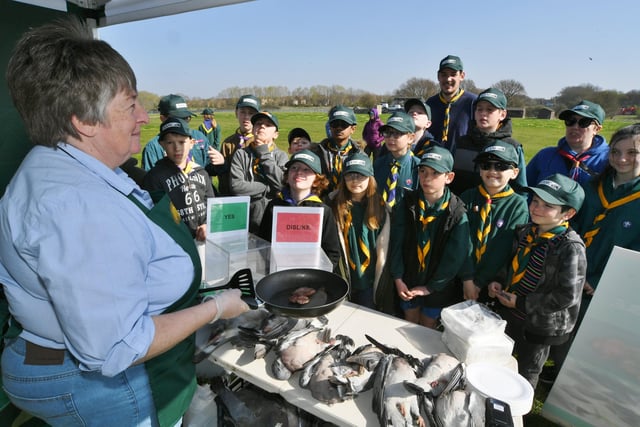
465,362,534,416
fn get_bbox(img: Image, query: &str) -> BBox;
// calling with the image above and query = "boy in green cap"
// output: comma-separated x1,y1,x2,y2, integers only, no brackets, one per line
373,111,421,209
452,87,527,195
488,173,586,388
311,105,364,194
229,111,288,233
389,146,471,328
143,117,215,241
460,140,529,301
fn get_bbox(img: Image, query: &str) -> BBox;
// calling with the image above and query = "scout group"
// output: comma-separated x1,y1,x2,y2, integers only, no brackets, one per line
139,54,640,391
1,19,639,425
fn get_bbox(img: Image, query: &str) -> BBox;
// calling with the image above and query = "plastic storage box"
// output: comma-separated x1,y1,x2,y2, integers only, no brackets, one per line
269,246,333,273
204,233,270,287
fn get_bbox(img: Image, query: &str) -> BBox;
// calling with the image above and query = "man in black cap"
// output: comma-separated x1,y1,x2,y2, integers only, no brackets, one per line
141,94,212,171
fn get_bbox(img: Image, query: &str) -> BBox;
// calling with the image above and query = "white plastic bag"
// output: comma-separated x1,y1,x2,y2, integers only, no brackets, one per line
182,384,217,427
441,301,506,342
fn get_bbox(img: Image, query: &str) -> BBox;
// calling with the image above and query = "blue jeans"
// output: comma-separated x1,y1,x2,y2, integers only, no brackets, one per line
2,337,159,427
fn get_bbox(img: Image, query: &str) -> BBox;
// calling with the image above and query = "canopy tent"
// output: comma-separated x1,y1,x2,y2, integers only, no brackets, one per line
1,0,253,196
13,0,254,27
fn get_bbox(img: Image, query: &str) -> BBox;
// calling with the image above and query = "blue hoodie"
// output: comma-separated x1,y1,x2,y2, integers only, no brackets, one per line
362,108,385,149
526,135,609,186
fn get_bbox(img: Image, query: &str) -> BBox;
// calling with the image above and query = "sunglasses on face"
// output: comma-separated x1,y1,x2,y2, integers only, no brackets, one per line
478,161,513,171
564,117,594,128
330,121,351,130
344,172,368,181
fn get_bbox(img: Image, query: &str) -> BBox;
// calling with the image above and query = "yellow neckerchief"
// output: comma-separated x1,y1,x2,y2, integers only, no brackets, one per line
475,184,515,262
343,208,371,277
201,118,217,133
439,89,465,143
416,191,449,271
583,179,640,247
327,139,351,187
250,143,274,176
277,190,323,206
382,159,400,208
507,222,568,290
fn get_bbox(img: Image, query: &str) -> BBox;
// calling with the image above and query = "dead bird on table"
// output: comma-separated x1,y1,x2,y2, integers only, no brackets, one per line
403,353,465,424
234,314,328,359
434,389,485,427
193,307,272,364
272,326,334,380
299,334,355,404
329,343,385,397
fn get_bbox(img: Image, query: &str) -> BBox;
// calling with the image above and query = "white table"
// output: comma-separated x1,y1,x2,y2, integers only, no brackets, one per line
208,301,522,426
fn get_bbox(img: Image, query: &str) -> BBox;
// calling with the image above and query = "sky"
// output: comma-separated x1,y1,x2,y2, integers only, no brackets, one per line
98,0,638,101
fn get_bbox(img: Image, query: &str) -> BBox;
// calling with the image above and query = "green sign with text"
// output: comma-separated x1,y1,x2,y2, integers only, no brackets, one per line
208,202,248,233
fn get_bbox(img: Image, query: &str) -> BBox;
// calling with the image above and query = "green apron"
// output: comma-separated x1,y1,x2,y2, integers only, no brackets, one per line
129,192,202,427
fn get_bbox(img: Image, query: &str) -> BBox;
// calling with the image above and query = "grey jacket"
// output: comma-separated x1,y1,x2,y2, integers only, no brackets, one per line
229,144,288,232
512,224,587,344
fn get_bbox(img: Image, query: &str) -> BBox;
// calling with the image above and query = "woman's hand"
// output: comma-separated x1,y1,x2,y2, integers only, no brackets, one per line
463,280,480,300
205,289,250,323
394,279,413,301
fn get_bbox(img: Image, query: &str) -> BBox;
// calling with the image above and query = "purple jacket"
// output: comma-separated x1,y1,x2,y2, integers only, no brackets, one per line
362,108,384,148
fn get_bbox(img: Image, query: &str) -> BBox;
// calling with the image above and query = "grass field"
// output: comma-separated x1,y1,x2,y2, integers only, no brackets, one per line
135,110,635,165
137,111,634,426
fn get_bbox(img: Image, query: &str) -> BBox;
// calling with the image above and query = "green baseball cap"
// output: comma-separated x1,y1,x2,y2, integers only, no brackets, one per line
404,98,432,119
439,55,464,72
477,88,507,110
380,111,416,134
343,152,373,177
251,111,279,130
288,127,311,145
201,108,215,115
329,105,357,125
158,94,196,119
285,149,321,174
558,100,605,125
474,140,519,165
159,117,191,139
526,173,585,211
236,94,261,111
418,146,454,173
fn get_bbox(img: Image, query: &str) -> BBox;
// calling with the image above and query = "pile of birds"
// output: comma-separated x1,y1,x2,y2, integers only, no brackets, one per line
194,308,487,426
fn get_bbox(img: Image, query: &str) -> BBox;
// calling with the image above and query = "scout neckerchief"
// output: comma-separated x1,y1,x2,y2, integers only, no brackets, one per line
236,128,254,149
475,184,514,262
383,160,399,208
278,188,323,206
342,205,371,277
439,89,465,144
582,178,640,247
201,118,217,133
327,139,351,188
416,191,449,272
506,222,568,291
250,143,274,177
557,148,595,180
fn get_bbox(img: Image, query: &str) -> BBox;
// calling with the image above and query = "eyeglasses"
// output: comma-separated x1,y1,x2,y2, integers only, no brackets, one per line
382,130,405,139
344,172,368,181
564,117,594,128
478,162,514,171
330,121,351,130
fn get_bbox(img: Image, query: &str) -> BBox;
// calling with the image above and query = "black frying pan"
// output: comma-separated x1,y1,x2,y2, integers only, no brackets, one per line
254,268,349,318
